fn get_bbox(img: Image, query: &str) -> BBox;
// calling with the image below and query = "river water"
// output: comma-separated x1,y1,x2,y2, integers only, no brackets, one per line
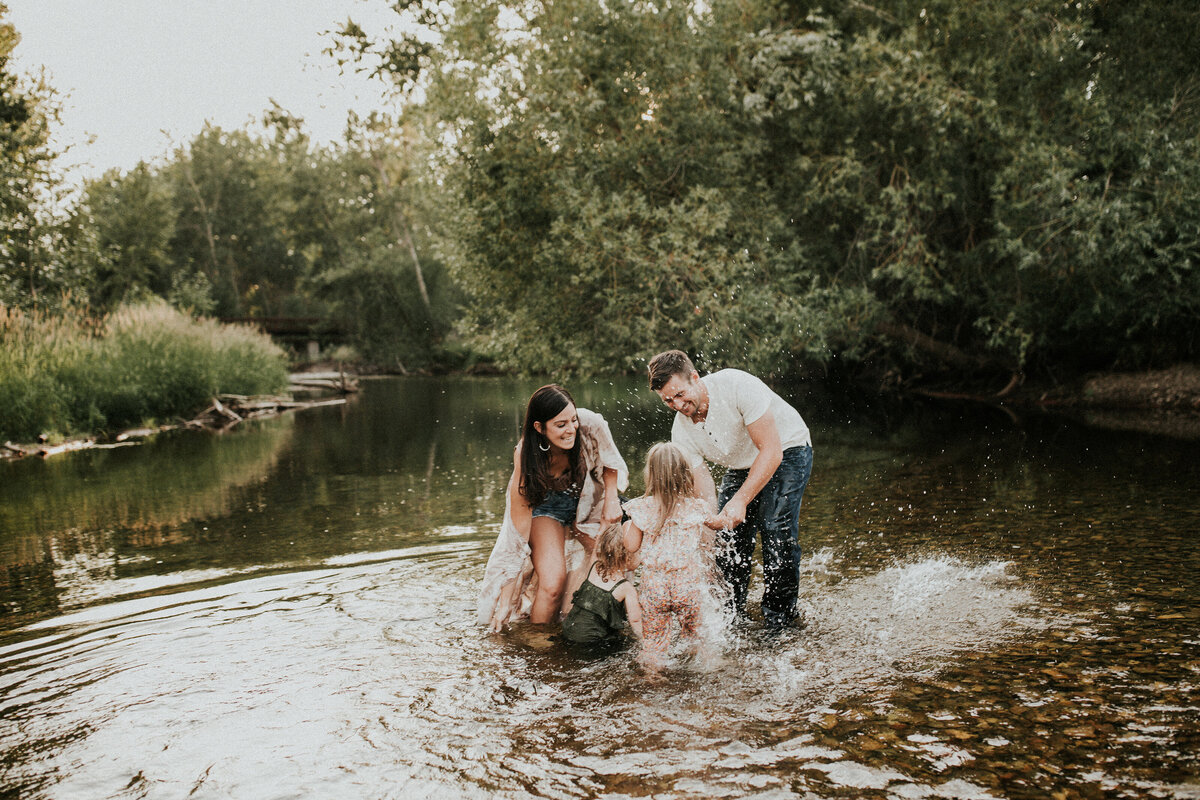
1,376,1197,800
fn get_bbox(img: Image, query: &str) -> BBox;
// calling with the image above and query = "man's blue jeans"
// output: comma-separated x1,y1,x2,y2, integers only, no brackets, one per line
715,445,813,629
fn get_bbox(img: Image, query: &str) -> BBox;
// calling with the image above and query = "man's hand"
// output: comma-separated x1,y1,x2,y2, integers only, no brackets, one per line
706,412,781,531
718,496,748,529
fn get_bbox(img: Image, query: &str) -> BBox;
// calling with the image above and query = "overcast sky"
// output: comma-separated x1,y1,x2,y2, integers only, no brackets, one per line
6,0,399,183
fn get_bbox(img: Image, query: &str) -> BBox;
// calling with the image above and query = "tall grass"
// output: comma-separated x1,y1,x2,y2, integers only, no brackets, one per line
0,300,289,442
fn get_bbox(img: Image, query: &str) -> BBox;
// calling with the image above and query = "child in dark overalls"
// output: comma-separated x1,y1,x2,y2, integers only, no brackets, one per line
560,523,643,652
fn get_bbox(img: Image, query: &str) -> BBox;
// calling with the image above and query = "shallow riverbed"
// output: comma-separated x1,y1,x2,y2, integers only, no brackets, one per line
1,376,1197,799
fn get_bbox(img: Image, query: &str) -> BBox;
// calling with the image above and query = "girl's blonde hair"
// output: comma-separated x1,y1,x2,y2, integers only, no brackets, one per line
642,441,694,533
593,522,629,581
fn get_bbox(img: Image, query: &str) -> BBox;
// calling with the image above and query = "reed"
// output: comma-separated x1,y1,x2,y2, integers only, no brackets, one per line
0,301,289,442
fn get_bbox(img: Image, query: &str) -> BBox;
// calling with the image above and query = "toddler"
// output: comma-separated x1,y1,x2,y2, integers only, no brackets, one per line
623,442,716,669
560,522,643,651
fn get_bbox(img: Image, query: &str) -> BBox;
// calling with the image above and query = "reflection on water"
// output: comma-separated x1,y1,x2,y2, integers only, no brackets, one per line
1,376,1198,799
0,417,296,618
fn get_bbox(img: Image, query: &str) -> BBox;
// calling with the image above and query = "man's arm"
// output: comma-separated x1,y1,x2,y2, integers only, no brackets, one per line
713,411,782,529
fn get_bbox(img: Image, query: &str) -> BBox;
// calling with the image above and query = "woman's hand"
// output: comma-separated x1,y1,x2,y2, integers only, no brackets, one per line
572,525,597,553
601,492,622,527
598,466,622,527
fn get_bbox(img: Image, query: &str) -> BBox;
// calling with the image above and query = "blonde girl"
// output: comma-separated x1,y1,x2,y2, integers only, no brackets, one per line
622,442,716,668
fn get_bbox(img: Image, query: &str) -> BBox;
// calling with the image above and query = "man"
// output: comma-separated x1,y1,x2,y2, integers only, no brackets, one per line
647,350,813,631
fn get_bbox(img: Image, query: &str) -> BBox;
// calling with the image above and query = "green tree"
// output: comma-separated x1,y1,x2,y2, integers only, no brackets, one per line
751,0,1200,376
356,0,786,374
163,123,305,317
301,111,456,369
75,163,178,307
70,108,457,368
0,5,74,308
348,0,1200,382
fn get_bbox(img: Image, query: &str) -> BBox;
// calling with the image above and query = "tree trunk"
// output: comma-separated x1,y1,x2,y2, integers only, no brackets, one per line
875,320,989,371
181,161,230,302
373,158,432,315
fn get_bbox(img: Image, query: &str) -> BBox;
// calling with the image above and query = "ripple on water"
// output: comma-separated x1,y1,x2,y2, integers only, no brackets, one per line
0,549,1160,799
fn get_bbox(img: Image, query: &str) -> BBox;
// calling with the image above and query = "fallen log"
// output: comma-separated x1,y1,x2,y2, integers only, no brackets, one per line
191,394,348,430
116,427,165,442
305,398,349,409
1,393,350,460
211,397,243,423
216,393,292,405
37,439,96,458
289,378,359,393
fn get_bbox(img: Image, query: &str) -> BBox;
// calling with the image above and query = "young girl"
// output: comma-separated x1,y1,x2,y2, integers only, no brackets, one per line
622,442,717,669
560,522,643,650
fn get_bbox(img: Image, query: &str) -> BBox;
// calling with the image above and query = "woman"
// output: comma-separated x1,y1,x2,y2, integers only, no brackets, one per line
478,385,627,631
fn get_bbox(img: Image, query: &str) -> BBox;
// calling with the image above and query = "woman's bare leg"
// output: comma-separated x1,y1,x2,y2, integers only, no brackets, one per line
528,517,567,623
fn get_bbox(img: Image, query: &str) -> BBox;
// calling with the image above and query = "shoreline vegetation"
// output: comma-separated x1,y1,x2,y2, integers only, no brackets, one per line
3,294,1197,460
2,269,1197,460
0,301,335,455
1,388,352,460
913,363,1200,441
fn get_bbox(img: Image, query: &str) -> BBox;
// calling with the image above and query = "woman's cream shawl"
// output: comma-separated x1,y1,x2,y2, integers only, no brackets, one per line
477,407,628,630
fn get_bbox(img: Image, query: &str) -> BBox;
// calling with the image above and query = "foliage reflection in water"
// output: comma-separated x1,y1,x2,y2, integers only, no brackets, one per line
1,376,1197,799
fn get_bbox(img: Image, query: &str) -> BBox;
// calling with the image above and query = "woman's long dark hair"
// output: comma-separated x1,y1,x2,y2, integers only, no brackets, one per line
519,384,585,507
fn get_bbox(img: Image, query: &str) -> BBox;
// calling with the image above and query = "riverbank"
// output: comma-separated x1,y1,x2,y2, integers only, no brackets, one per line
0,302,291,445
7,362,1198,460
1024,363,1200,440
292,360,1200,418
1,373,355,460
1024,363,1200,411
907,363,1200,440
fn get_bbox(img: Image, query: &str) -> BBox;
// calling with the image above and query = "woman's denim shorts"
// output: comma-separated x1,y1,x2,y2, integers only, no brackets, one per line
531,490,579,526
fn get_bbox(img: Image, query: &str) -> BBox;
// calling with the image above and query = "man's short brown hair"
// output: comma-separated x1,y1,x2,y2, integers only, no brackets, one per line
648,350,696,390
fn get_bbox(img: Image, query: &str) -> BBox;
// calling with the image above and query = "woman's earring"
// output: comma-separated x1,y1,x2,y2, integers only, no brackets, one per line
538,437,551,452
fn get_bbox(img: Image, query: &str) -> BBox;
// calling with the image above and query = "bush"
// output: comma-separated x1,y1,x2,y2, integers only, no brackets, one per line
0,300,289,441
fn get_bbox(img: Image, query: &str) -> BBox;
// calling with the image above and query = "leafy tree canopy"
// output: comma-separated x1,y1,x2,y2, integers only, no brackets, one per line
0,4,75,309
70,109,455,369
343,0,1200,382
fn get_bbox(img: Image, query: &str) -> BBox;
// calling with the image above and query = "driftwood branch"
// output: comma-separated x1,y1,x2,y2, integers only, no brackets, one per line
994,372,1024,398
2,391,352,461
212,397,243,423
37,439,96,458
875,320,1024,400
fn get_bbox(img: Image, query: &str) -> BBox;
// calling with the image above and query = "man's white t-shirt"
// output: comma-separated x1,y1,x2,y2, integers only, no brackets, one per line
670,369,811,470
